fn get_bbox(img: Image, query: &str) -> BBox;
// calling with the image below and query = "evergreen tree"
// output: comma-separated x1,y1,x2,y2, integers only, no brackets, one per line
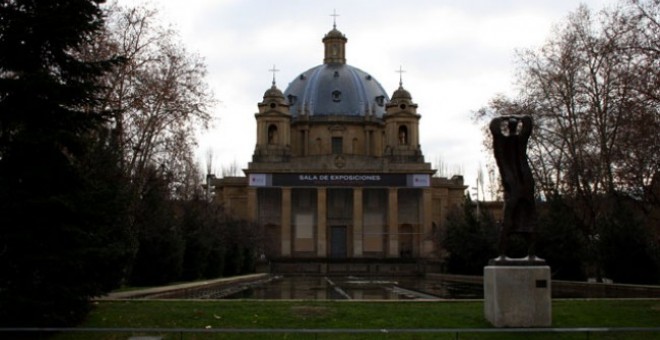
597,200,660,284
0,0,132,326
180,196,227,280
180,198,214,281
440,197,498,275
536,196,588,280
128,166,184,286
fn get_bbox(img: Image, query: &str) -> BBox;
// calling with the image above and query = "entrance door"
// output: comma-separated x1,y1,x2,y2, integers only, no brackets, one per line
264,224,281,258
330,226,347,258
399,224,413,258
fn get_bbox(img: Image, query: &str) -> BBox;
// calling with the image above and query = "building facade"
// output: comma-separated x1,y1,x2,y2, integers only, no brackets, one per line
210,25,466,260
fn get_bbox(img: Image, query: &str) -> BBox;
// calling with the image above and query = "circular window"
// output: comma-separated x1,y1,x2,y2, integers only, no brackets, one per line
270,103,276,109
399,104,407,110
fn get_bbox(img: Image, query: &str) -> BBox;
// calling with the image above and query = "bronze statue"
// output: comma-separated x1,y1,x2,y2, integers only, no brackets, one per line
489,115,542,264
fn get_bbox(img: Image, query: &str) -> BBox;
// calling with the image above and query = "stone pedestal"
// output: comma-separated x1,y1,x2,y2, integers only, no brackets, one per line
484,265,552,327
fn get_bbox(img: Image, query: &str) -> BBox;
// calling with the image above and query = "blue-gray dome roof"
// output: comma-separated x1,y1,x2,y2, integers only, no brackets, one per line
283,63,390,118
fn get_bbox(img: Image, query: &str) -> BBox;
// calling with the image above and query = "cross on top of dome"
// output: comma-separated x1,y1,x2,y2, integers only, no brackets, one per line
396,65,406,87
269,64,279,86
330,9,339,29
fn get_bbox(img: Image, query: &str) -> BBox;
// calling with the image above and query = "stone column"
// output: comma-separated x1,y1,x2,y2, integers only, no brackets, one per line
317,188,327,257
246,187,258,223
281,187,291,257
421,188,433,257
353,187,363,257
388,187,399,257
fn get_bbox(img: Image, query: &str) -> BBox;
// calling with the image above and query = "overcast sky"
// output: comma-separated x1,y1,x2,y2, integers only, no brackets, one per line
117,0,616,197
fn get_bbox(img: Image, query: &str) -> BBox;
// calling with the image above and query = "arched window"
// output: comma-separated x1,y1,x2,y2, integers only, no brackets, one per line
398,125,408,145
268,124,278,144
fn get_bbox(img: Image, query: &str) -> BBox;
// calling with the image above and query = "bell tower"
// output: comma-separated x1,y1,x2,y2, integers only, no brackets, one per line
384,68,423,162
253,66,291,162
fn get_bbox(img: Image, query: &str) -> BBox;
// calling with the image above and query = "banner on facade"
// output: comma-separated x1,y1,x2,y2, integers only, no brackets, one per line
409,174,431,187
248,173,269,187
248,173,430,188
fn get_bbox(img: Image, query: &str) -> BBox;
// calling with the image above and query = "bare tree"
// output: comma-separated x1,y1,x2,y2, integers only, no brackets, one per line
486,164,502,201
221,160,242,178
205,147,215,176
607,0,660,203
432,155,450,178
475,1,659,231
93,3,214,196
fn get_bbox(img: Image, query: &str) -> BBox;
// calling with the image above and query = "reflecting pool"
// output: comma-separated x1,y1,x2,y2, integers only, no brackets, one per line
220,275,483,300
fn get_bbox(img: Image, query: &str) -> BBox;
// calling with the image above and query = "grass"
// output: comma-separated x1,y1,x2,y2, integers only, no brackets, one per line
48,299,660,339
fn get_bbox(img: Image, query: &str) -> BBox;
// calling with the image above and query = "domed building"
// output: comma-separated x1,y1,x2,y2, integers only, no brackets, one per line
211,25,465,271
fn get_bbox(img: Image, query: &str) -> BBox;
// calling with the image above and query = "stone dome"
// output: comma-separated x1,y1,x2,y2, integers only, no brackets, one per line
263,83,285,100
391,84,412,100
284,64,390,118
283,26,390,118
324,27,346,40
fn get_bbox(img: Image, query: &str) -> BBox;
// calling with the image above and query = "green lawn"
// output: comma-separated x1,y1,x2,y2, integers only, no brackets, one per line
49,299,660,339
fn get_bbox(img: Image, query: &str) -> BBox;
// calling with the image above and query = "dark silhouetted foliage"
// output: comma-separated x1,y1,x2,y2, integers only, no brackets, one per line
597,200,660,284
536,196,588,280
439,197,498,275
0,0,134,326
127,167,184,286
